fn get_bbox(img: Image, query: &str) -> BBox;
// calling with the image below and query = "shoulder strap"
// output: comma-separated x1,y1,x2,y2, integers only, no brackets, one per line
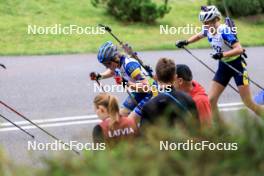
163,92,189,113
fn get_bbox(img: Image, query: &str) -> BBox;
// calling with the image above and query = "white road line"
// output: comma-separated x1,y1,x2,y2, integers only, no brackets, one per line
0,102,246,133
0,115,98,127
218,102,244,108
219,107,245,112
0,119,101,132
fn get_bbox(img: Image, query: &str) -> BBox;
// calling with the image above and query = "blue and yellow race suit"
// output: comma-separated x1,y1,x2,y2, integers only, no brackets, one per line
202,24,248,87
118,55,158,117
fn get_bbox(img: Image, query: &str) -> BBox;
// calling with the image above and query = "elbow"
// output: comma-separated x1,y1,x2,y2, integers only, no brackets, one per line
233,45,244,55
232,42,244,55
238,47,244,54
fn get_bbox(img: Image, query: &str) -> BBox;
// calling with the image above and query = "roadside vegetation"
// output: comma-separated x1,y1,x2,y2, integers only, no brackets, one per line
1,111,264,175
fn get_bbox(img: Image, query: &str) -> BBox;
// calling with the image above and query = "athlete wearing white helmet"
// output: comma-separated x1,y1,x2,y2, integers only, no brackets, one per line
199,5,221,22
176,5,264,118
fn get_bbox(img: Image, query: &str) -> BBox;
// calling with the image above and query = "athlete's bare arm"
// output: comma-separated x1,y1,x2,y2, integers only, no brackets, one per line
223,42,244,59
187,33,205,44
100,69,114,79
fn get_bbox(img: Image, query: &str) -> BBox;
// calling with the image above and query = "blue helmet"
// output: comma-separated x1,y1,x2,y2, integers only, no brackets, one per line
97,41,118,63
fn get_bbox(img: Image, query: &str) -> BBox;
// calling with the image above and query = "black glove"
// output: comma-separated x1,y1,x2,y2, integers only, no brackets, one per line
121,78,128,87
176,40,188,48
212,52,223,60
144,65,153,77
90,72,102,81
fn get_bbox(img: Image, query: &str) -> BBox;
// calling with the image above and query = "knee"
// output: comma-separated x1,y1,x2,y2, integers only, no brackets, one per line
242,98,264,116
242,97,256,109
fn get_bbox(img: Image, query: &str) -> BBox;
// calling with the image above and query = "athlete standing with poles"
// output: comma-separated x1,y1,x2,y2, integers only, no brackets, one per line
176,5,264,117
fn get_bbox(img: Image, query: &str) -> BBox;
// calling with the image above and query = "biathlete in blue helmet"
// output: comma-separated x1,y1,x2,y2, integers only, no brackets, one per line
90,41,158,120
176,5,264,117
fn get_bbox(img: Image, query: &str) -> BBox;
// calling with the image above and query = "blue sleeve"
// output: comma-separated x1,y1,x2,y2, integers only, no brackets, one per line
221,27,238,46
201,26,208,37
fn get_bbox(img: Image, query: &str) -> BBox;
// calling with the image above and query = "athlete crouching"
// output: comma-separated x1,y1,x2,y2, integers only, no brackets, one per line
90,41,158,121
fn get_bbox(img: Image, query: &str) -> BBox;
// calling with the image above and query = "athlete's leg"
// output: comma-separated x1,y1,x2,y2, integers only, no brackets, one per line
121,94,137,116
121,92,147,121
238,85,264,117
231,57,264,117
210,61,232,119
208,81,226,118
128,94,152,124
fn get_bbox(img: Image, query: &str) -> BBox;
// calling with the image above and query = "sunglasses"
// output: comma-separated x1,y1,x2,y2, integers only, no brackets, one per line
102,62,112,68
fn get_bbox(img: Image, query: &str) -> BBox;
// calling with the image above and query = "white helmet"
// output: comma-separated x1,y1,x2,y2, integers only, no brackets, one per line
199,5,221,22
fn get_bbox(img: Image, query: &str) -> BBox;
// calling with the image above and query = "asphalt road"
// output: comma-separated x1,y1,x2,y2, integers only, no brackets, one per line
0,47,263,166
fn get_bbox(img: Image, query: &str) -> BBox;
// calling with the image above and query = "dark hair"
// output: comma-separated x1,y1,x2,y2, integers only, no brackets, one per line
155,58,176,83
176,64,193,81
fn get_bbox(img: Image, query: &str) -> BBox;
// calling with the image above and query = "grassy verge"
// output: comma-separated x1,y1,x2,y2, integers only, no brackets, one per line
0,0,263,55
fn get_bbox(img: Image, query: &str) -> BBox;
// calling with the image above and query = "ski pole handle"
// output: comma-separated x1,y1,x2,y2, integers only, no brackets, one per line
95,80,105,92
0,64,6,69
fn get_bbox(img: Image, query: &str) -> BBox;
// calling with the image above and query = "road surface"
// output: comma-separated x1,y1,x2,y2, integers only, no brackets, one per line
0,47,263,166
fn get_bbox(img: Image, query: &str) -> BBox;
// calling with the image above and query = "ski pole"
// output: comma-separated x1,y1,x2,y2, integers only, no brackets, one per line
0,100,80,155
99,23,139,60
220,60,264,90
0,113,35,139
99,23,136,59
99,24,123,45
95,79,106,92
98,24,153,76
182,47,239,93
0,64,6,69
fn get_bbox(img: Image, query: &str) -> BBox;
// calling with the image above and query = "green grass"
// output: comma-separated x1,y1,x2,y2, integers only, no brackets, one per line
0,0,263,55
